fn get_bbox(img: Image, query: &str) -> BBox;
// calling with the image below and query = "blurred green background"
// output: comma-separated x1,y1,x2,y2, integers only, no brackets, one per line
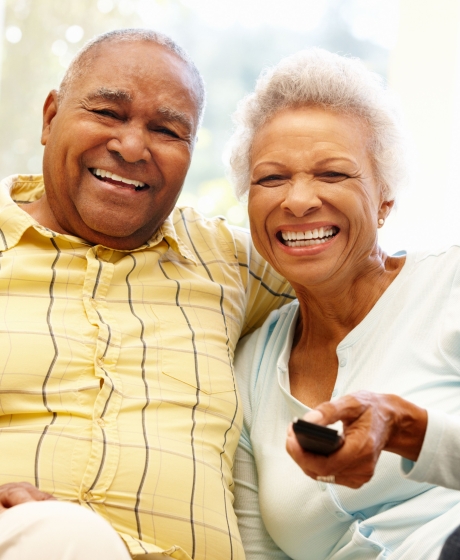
0,0,394,227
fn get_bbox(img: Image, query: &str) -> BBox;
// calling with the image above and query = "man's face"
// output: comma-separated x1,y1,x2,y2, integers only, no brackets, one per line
40,40,200,250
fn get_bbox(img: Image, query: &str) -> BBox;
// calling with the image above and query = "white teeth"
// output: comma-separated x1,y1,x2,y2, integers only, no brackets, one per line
281,226,338,247
285,237,327,247
92,168,146,188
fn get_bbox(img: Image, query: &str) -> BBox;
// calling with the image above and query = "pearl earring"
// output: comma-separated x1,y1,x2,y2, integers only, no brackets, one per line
378,218,384,226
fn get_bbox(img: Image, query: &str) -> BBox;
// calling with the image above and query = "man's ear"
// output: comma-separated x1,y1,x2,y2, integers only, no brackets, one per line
41,90,59,146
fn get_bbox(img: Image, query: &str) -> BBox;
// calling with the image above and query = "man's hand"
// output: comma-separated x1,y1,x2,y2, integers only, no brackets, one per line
0,482,55,513
286,391,428,489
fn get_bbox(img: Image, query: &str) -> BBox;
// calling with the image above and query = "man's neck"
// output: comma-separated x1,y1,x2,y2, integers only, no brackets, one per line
19,194,68,235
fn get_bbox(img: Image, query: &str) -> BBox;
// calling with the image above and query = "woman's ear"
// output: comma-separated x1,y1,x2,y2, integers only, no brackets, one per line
41,90,59,146
379,199,394,222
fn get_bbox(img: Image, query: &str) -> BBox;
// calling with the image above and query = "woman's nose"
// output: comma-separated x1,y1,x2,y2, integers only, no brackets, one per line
280,178,322,217
106,125,151,163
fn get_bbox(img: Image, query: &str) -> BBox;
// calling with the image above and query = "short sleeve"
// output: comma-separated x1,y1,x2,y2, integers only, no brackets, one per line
229,226,294,336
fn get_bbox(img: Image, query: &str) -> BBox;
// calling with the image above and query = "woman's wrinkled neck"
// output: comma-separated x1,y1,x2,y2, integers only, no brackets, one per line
292,246,406,346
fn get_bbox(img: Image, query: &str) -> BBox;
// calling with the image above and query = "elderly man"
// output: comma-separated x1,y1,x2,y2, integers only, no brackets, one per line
0,29,292,559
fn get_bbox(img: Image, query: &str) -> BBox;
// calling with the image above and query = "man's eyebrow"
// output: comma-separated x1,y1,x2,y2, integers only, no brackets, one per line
85,87,133,103
157,106,193,133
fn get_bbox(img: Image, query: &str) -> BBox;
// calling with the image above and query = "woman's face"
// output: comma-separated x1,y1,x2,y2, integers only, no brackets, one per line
248,106,392,289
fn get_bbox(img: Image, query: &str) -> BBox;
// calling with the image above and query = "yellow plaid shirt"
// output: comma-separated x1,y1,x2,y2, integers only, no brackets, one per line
0,175,293,559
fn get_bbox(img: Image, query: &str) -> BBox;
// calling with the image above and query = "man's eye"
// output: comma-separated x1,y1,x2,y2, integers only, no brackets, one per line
156,127,180,139
92,109,120,119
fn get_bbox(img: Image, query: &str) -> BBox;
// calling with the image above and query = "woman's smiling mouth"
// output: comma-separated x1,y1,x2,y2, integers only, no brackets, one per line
277,226,339,247
90,168,150,191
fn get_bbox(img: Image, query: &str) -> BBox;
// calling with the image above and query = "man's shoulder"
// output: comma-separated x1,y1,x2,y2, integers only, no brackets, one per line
171,205,249,235
170,205,251,255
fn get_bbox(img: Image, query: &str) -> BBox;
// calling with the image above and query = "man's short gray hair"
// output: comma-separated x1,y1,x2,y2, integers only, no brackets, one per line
58,28,206,125
228,48,409,201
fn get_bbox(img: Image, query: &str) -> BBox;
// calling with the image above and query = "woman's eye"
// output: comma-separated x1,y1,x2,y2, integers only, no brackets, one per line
320,171,349,182
257,175,286,187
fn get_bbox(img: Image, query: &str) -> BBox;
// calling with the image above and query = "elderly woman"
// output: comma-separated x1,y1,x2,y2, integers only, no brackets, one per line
229,49,460,560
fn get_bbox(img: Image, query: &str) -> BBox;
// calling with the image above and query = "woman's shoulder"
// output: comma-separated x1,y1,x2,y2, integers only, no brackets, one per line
407,245,460,289
412,244,460,267
234,300,298,429
236,300,298,361
235,301,298,386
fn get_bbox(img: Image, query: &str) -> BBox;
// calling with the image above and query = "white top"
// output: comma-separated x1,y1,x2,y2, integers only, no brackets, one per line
234,246,460,560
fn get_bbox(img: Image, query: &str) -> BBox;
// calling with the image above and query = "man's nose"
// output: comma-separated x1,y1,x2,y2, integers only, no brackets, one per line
106,125,151,163
280,178,322,217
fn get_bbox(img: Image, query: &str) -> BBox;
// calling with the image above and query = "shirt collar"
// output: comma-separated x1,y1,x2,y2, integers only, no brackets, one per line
0,174,197,263
156,215,197,263
0,174,47,250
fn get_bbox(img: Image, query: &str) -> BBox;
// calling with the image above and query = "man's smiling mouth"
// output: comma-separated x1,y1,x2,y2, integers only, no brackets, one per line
90,168,150,191
278,226,339,247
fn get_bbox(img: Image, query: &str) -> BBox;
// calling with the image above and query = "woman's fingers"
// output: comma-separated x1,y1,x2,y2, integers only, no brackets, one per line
287,392,396,488
302,409,325,424
304,391,374,427
288,392,427,488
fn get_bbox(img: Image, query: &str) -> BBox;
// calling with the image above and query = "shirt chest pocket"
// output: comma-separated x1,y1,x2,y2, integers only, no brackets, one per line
151,304,236,394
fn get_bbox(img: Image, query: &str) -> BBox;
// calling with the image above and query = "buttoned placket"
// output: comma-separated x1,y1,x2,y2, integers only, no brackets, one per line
78,245,122,504
332,343,351,400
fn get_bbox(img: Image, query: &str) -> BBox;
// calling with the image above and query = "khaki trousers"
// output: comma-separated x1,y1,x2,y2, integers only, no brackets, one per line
0,500,131,559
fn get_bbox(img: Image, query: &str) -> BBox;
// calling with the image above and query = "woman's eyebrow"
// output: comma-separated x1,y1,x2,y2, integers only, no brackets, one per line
313,156,357,166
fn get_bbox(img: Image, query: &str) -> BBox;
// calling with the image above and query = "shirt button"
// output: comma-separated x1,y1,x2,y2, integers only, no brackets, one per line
96,418,105,428
372,545,380,552
319,483,327,491
90,298,97,307
336,512,345,518
339,358,347,367
97,357,104,367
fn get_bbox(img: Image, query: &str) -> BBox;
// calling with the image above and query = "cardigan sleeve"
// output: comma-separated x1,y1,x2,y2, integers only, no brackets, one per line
234,429,292,560
401,408,460,490
233,321,291,559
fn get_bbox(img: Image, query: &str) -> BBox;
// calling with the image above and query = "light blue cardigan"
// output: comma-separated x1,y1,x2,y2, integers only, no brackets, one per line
234,246,460,560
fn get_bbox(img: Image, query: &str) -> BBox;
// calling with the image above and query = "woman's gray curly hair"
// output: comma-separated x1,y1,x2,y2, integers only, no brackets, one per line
227,48,409,201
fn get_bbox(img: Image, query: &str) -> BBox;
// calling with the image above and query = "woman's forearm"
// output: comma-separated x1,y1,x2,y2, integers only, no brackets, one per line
383,394,428,461
286,391,429,489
